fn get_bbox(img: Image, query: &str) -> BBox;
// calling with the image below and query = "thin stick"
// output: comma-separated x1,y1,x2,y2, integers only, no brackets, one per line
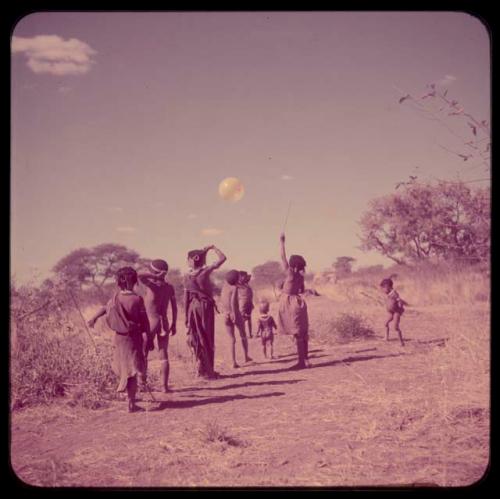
282,200,292,233
66,288,97,350
143,380,157,403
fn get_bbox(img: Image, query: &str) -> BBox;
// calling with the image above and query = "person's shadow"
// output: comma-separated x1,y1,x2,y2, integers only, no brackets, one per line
148,391,286,411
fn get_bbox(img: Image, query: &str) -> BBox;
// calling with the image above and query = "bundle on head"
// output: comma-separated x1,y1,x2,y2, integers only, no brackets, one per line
225,269,240,285
151,259,169,274
289,254,306,271
188,249,207,268
117,266,138,290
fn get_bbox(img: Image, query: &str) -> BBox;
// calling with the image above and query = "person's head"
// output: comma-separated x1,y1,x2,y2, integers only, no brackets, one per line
116,266,138,291
259,300,270,314
289,254,306,274
225,269,240,286
380,278,393,294
150,259,168,277
187,249,207,269
238,270,250,284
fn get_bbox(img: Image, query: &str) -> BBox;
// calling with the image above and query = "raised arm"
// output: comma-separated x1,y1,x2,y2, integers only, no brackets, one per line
87,306,106,328
204,245,227,272
280,233,289,270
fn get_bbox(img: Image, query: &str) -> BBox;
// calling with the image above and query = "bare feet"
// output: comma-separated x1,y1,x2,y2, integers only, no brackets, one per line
128,401,144,413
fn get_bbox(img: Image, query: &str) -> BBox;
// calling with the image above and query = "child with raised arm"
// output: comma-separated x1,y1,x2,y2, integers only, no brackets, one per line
256,299,277,359
134,259,177,392
220,269,252,368
184,245,226,379
380,278,408,347
87,267,149,413
278,233,310,369
237,271,255,338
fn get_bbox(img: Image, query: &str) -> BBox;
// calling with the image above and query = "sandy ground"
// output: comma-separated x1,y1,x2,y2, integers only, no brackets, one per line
10,298,489,488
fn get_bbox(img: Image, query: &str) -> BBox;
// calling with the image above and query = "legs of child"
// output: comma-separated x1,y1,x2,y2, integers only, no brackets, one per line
237,323,252,362
291,334,307,369
158,334,170,392
385,313,394,341
246,315,253,338
126,376,142,412
225,318,239,368
394,312,405,346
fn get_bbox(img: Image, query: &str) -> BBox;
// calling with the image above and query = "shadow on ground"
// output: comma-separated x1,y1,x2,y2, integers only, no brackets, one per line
142,391,286,411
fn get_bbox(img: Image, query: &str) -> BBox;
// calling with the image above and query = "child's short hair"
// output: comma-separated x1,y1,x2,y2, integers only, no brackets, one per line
117,266,138,289
259,300,270,314
225,269,240,285
380,278,393,288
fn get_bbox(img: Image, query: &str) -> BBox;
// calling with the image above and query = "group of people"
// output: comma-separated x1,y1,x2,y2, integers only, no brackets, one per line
87,233,407,413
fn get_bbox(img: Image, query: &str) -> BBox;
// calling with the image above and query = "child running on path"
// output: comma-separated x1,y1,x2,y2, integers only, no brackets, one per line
221,270,252,368
256,300,277,359
135,259,177,392
380,277,407,347
87,267,149,413
278,232,310,369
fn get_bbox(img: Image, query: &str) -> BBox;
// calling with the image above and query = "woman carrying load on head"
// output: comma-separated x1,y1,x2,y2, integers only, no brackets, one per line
184,245,226,379
278,233,310,370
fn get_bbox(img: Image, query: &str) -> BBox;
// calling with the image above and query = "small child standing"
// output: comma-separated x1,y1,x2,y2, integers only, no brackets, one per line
237,271,255,338
380,278,408,347
256,300,277,359
220,269,252,368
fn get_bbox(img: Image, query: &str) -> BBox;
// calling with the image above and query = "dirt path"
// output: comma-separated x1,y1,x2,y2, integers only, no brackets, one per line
10,305,489,487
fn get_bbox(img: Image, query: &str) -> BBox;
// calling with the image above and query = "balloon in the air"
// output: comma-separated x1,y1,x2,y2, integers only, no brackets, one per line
218,177,245,202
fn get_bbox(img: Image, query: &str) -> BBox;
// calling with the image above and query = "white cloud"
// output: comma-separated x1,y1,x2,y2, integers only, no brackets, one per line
115,226,136,233
12,35,96,76
188,213,198,219
107,206,123,213
58,85,71,94
281,174,294,181
437,74,457,87
201,228,223,236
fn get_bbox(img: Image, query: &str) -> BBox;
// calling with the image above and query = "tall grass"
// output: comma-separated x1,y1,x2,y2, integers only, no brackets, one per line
314,262,489,307
11,323,117,410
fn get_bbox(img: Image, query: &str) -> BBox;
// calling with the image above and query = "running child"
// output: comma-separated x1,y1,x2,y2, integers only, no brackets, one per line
380,277,408,347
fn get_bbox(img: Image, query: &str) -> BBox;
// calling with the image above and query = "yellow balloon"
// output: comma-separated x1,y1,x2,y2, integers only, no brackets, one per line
218,177,245,202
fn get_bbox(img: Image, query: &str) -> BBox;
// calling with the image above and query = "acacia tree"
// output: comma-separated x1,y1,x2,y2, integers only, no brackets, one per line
358,180,490,265
52,243,144,299
251,261,285,290
333,256,356,279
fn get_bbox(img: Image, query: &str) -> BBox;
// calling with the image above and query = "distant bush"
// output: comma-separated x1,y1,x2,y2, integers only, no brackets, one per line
328,313,376,343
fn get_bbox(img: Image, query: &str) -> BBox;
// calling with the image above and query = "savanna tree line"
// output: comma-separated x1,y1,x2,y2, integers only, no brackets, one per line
12,85,490,320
